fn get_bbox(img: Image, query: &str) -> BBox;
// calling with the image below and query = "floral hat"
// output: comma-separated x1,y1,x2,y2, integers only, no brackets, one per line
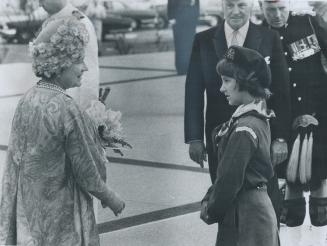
29,16,89,79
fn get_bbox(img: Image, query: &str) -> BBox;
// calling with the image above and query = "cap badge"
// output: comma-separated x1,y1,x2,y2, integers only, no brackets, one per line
226,48,235,60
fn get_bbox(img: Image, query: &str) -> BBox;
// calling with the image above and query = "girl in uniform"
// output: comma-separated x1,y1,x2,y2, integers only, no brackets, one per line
201,45,279,246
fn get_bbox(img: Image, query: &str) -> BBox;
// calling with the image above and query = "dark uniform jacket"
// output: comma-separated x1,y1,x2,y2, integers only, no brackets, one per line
167,0,199,20
202,101,279,246
266,14,327,181
184,22,291,146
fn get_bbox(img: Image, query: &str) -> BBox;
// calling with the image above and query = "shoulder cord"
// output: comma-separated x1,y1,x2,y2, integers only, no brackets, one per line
308,15,317,36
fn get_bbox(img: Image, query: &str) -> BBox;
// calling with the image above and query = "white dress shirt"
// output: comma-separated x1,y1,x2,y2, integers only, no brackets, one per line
224,21,250,47
43,3,100,111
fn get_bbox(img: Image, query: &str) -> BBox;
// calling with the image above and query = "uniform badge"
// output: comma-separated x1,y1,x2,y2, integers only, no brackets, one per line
288,34,321,61
292,114,319,130
226,48,235,61
217,118,234,137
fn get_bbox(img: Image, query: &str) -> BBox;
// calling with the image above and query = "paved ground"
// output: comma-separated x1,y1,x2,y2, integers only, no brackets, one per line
0,49,326,245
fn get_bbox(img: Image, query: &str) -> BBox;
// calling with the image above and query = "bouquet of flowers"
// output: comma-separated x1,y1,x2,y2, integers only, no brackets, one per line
85,88,132,156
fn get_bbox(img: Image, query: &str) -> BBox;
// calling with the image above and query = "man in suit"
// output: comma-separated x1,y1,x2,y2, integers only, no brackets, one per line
184,0,291,222
167,0,200,75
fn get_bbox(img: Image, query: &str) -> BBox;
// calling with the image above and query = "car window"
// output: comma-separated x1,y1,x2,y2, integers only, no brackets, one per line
0,7,47,24
112,1,125,11
0,9,24,16
103,1,113,10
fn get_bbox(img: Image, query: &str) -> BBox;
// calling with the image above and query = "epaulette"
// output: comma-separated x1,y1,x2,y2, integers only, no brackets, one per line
235,126,257,140
291,10,315,17
72,10,85,20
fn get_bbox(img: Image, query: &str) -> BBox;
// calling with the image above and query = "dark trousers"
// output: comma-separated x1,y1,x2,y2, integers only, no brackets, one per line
172,7,198,75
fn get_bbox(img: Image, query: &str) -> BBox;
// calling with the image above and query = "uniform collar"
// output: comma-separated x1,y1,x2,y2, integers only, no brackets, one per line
217,100,274,137
232,100,275,119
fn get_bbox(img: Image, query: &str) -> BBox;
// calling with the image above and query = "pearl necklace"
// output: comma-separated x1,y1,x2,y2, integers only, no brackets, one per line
36,81,66,95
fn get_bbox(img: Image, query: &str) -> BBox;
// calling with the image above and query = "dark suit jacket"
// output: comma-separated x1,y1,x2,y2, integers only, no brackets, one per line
184,22,291,144
167,0,199,20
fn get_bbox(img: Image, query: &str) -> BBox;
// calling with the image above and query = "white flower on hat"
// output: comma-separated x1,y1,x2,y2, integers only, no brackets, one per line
264,56,271,65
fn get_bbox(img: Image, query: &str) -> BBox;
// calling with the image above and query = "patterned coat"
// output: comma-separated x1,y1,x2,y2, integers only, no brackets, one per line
0,85,118,246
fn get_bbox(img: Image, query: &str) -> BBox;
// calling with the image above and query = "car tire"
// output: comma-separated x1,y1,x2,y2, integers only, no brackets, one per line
115,35,130,54
156,16,167,29
130,20,137,30
101,31,107,42
132,20,141,29
17,30,33,44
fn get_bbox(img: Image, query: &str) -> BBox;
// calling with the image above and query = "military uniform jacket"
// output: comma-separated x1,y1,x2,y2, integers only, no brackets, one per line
266,14,327,180
167,0,199,20
267,14,327,143
184,22,291,145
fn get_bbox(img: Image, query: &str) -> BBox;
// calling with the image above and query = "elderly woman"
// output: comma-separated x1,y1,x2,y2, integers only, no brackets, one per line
201,46,279,246
0,17,124,246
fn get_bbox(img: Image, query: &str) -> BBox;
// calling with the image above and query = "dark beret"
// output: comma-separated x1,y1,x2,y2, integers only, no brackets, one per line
225,45,271,88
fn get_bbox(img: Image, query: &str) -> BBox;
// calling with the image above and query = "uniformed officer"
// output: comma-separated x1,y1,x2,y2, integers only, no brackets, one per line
260,0,327,229
167,0,200,75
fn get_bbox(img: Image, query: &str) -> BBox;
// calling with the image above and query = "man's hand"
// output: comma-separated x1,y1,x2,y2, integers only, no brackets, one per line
200,201,216,225
189,141,207,168
200,201,210,223
271,139,288,166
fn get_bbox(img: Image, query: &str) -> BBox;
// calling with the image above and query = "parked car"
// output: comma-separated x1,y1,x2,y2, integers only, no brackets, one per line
0,7,135,44
148,3,220,28
0,8,46,43
111,0,168,29
200,0,224,26
102,13,136,40
150,3,168,29
102,0,159,29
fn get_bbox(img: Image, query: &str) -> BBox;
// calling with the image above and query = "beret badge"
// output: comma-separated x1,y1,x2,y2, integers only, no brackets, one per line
226,47,235,61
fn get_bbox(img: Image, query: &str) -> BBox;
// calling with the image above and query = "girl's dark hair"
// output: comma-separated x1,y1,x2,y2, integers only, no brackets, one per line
216,59,272,100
